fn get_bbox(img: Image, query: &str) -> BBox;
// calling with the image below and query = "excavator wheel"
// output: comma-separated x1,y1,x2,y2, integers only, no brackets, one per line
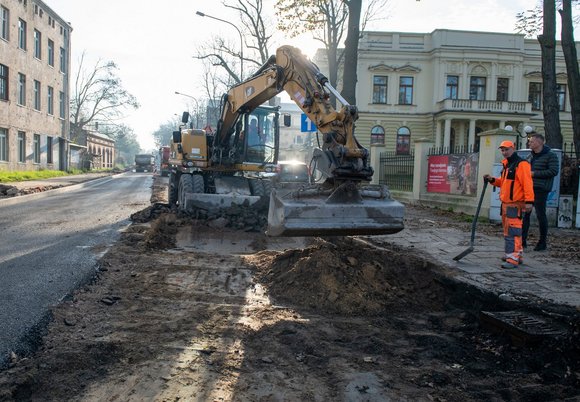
178,174,194,211
168,172,178,206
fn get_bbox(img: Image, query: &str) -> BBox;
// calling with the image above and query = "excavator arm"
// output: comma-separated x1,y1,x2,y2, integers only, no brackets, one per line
212,45,404,237
214,45,371,183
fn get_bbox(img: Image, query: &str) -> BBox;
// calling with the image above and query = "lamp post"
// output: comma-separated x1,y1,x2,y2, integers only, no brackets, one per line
196,10,243,81
174,91,201,128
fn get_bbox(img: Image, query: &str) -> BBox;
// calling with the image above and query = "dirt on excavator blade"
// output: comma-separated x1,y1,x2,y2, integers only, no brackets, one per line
266,184,405,237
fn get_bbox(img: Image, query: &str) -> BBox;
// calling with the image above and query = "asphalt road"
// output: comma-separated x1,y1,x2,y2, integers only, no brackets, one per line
0,172,152,367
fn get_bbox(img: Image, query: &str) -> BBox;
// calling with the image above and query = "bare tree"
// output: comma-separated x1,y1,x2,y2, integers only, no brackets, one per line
275,0,388,106
70,52,139,143
560,0,580,155
276,0,348,100
193,0,274,84
539,0,564,147
342,0,362,104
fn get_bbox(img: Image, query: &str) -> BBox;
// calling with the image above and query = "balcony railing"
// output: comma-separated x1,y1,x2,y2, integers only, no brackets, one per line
436,99,533,114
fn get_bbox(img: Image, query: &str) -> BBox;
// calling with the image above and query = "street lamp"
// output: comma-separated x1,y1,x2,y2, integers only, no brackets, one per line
196,10,243,81
174,91,201,128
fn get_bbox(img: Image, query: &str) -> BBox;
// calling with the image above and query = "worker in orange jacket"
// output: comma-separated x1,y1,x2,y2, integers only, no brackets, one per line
484,140,534,269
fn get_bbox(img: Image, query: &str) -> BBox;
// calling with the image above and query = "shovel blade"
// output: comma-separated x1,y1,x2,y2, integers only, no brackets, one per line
266,185,405,237
453,246,474,261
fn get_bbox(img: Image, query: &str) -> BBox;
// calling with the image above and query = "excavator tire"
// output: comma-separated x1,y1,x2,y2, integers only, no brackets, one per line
192,174,205,193
178,174,194,211
249,179,265,196
168,172,178,206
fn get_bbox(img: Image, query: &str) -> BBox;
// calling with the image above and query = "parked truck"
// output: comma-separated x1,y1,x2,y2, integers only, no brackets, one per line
134,154,155,173
159,146,171,177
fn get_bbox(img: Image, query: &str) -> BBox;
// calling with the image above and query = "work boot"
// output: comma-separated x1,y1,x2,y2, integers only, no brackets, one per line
501,256,524,265
501,262,518,269
534,242,547,251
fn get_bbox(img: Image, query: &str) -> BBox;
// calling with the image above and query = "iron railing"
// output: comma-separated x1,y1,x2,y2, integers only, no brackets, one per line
379,151,414,191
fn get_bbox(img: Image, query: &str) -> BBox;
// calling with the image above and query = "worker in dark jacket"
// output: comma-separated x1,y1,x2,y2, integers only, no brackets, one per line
522,132,560,251
484,141,534,269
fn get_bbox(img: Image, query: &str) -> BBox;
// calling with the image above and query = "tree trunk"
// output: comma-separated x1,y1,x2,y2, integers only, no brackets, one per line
539,0,563,148
559,0,580,155
341,0,361,105
327,45,339,108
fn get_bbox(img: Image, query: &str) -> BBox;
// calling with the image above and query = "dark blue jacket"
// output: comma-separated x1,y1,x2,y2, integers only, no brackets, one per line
527,145,559,192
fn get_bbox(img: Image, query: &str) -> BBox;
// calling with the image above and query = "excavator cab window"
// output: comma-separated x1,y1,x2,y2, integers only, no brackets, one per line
243,107,278,164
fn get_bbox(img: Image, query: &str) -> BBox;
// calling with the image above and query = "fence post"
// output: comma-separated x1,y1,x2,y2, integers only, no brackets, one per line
413,138,434,202
370,144,385,185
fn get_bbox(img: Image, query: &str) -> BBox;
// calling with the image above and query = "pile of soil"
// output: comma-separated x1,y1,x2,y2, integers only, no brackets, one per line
248,237,449,315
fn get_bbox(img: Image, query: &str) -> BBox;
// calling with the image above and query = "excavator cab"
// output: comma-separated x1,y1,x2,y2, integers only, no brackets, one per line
240,107,279,165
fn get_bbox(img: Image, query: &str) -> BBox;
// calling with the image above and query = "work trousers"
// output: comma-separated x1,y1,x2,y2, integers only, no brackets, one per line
522,189,549,245
501,202,525,265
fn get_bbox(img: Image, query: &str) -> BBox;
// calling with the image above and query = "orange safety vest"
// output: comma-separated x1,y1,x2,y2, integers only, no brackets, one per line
491,155,535,204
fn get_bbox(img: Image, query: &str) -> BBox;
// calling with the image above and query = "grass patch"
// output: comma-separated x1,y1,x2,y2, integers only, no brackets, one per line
0,168,91,183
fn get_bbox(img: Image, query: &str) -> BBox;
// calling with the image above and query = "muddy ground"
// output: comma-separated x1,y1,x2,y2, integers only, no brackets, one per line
0,176,579,401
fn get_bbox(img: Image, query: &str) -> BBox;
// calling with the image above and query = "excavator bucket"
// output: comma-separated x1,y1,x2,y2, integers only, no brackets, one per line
267,183,405,237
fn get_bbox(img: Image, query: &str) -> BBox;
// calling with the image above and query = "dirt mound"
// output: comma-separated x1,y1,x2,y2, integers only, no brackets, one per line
248,237,449,315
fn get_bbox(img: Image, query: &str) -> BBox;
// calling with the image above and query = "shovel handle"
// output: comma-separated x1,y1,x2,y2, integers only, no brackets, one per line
469,180,488,244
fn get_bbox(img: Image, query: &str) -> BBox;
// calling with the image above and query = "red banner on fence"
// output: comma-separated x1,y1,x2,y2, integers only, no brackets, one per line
427,155,450,193
427,153,479,195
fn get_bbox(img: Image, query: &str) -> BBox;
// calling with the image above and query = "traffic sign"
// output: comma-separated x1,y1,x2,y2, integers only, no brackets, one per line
300,114,317,132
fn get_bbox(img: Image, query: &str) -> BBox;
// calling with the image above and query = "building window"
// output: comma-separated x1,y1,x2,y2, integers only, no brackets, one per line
0,64,8,101
47,136,53,164
18,73,26,105
445,75,458,99
33,29,41,58
396,127,411,155
33,134,40,163
469,76,486,100
18,18,26,50
18,131,25,163
59,91,65,118
557,84,566,111
496,78,509,101
1,6,9,41
529,82,542,110
59,47,66,73
47,39,54,66
370,125,385,145
33,80,41,110
0,127,7,161
372,76,387,104
398,77,413,105
47,86,54,115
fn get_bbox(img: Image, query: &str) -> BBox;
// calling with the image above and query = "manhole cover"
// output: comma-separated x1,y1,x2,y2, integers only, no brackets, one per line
480,310,565,345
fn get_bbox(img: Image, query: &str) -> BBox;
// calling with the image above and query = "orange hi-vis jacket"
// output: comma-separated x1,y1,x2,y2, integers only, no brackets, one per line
490,154,535,204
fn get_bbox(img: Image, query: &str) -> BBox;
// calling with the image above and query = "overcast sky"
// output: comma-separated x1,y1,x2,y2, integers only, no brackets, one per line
45,0,539,151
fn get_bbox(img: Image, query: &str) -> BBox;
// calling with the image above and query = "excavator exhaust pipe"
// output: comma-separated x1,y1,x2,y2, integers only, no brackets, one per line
266,182,405,237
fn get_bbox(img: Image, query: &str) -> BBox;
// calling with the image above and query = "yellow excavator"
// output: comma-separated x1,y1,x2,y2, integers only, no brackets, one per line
168,45,404,236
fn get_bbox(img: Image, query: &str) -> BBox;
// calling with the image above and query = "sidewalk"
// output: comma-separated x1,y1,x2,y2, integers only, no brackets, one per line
371,223,580,309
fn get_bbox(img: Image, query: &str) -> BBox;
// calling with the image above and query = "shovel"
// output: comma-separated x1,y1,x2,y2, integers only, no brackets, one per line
453,180,489,261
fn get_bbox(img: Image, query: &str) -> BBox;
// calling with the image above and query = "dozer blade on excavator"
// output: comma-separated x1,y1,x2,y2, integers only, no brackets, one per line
266,182,405,237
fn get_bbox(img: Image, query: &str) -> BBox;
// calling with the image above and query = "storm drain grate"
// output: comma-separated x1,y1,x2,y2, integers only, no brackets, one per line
480,310,565,345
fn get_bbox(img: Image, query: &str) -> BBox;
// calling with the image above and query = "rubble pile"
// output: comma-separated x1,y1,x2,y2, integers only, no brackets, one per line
184,197,270,232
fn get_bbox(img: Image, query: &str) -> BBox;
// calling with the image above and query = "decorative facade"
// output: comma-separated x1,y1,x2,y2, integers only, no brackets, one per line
316,29,578,154
0,0,72,171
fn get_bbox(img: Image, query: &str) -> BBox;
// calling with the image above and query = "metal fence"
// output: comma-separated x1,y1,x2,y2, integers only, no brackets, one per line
379,151,414,191
561,143,579,198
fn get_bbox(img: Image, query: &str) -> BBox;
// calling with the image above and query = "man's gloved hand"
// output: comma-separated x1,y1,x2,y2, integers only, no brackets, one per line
525,203,533,213
483,174,493,183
